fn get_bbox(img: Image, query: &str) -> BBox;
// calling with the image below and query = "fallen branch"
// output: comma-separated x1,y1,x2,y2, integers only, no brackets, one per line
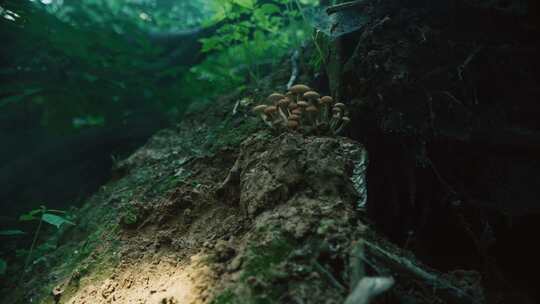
313,261,346,292
363,240,482,304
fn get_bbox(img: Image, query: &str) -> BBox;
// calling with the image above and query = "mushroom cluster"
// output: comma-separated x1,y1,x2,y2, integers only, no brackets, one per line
252,84,351,135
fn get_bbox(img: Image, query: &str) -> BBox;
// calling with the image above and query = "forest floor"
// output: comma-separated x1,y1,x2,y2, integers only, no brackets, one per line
1,88,486,304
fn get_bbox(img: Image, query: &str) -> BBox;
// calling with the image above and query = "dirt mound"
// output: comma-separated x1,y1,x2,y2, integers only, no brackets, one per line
56,132,484,304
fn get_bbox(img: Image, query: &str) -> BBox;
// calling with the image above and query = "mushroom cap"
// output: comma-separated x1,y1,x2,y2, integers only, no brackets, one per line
267,93,285,103
332,106,342,112
306,105,318,113
289,114,300,121
264,105,278,114
297,101,310,107
334,102,346,108
277,98,289,107
289,84,310,94
252,104,267,113
287,120,299,129
292,108,303,115
342,116,351,122
333,114,340,119
320,96,333,104
303,91,320,100
288,102,298,110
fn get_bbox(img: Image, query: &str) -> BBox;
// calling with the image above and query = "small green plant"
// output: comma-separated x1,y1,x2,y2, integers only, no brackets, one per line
18,206,75,276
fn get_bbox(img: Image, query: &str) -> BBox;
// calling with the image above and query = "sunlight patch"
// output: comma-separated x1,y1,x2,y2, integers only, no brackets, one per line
64,253,214,304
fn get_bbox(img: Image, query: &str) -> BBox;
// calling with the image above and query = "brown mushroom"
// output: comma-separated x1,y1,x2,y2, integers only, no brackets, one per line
264,105,278,115
264,105,282,126
288,102,298,110
289,84,310,94
320,96,333,104
267,93,285,104
289,84,311,103
252,104,272,127
287,120,299,129
252,104,267,113
288,114,300,121
277,98,289,107
276,98,289,121
303,91,320,101
297,101,309,107
292,108,302,115
305,105,319,125
319,96,334,122
306,105,318,113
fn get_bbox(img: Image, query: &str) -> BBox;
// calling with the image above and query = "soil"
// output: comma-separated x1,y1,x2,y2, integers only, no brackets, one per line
25,124,485,304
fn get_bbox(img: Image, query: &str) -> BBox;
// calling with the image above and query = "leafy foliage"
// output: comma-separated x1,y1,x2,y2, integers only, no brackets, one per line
192,0,318,93
19,206,74,229
1,0,320,134
0,0,206,132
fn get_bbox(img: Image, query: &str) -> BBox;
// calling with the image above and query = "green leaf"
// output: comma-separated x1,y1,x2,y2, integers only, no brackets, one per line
233,0,255,9
0,230,26,236
19,208,44,222
258,4,280,15
42,213,75,229
0,259,6,275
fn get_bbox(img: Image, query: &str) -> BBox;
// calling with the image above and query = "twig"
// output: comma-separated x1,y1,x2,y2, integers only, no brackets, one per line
440,91,464,106
313,261,346,292
326,0,368,15
232,100,240,116
363,240,481,304
457,46,482,81
287,49,300,89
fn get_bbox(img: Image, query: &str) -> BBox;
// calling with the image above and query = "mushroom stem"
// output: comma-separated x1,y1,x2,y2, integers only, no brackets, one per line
330,112,341,130
278,107,288,121
261,114,274,128
334,117,350,134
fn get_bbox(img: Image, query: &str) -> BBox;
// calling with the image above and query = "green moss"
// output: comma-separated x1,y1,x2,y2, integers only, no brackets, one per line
211,289,238,304
119,203,140,227
242,236,293,281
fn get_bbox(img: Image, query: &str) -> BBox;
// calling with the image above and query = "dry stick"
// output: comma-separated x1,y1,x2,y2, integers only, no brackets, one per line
363,240,482,304
313,261,346,292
